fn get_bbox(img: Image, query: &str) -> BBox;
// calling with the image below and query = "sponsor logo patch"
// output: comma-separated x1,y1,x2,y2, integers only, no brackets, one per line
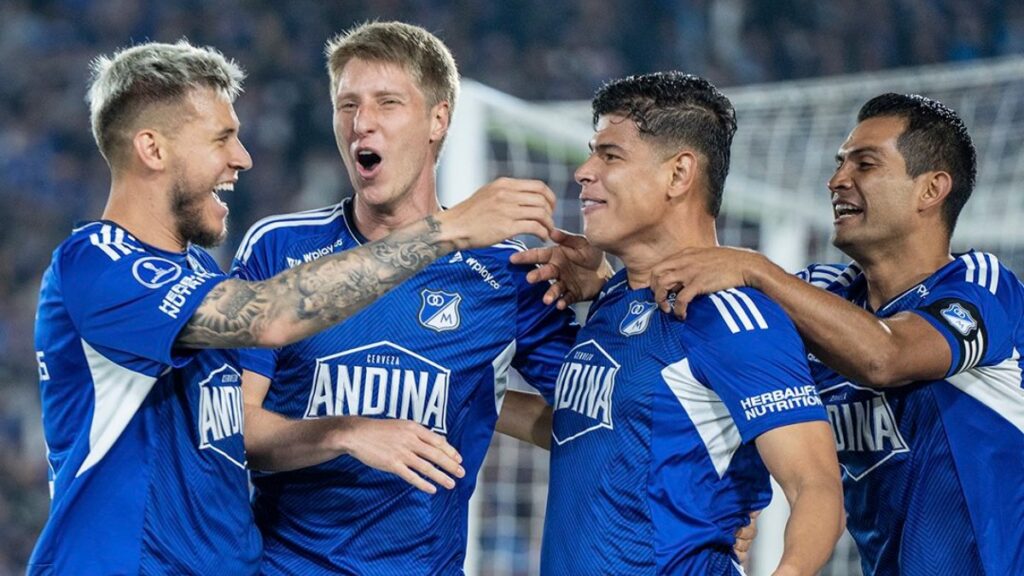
132,257,182,289
818,381,909,481
552,340,620,445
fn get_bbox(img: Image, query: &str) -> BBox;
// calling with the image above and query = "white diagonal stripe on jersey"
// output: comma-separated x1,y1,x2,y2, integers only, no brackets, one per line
89,233,122,261
719,291,755,331
708,293,741,334
947,347,1024,434
837,262,861,287
986,252,1000,295
491,340,517,414
727,289,768,329
661,358,742,478
76,339,158,477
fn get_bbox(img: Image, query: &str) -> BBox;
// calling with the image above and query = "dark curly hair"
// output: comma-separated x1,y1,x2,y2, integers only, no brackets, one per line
592,72,737,217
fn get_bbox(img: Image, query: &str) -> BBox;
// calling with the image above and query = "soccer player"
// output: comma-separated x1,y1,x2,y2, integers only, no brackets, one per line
643,94,1024,575
30,40,555,575
505,72,844,575
230,22,580,574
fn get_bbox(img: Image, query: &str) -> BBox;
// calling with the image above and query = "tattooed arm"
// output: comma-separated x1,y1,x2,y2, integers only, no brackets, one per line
177,177,557,349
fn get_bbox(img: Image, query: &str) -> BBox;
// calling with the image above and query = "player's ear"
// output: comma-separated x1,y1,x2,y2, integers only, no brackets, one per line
133,129,169,172
917,170,952,214
666,149,698,200
429,101,450,143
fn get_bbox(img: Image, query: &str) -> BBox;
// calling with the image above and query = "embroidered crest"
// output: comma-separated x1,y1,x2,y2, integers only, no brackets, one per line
419,289,462,332
619,300,656,336
941,302,977,336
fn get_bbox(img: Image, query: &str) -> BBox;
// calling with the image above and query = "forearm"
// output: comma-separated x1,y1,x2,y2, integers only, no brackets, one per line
774,479,845,576
750,259,908,386
244,405,352,472
179,215,455,349
496,391,552,449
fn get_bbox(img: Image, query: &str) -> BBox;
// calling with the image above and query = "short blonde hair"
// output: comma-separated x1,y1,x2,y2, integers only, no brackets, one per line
87,40,245,166
325,21,459,149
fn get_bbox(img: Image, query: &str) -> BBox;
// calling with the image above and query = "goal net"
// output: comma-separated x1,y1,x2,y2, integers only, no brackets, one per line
441,55,1024,576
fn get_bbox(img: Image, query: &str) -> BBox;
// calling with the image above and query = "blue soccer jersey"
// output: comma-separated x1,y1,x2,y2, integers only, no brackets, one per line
30,221,260,575
799,252,1024,576
541,269,828,575
231,198,578,575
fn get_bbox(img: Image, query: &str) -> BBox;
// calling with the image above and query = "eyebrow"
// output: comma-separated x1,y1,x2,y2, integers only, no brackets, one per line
836,145,882,163
214,126,237,139
591,142,626,154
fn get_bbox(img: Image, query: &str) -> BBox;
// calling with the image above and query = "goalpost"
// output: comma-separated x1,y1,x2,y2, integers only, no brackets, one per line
441,55,1024,576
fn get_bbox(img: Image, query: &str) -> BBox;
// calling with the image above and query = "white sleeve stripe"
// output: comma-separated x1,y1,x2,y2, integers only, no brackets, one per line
708,294,741,334
89,233,122,261
237,208,344,263
986,252,1000,295
975,253,989,290
961,253,976,283
719,291,755,330
727,289,769,329
234,205,340,260
814,265,843,276
810,270,840,282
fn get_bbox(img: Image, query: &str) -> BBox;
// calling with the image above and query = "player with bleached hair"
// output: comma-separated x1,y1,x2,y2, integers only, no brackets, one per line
30,39,555,575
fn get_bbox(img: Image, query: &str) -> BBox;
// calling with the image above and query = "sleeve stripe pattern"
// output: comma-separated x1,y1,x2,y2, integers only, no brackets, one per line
961,328,986,372
961,252,1000,295
235,205,342,263
708,289,769,334
89,225,145,261
836,262,861,287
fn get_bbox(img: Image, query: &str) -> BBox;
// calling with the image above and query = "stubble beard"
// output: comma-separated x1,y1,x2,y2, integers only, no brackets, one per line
170,176,226,249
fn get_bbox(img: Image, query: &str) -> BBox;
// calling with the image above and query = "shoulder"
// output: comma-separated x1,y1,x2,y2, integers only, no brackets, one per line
686,287,790,339
233,203,344,264
946,251,1018,297
796,262,862,291
461,239,532,282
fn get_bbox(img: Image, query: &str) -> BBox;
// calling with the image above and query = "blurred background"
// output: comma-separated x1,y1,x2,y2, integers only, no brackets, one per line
2,0,1022,574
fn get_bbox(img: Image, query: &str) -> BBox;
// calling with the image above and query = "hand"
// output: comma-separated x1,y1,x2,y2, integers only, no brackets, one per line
338,417,465,494
733,510,760,567
509,228,611,308
649,246,766,319
438,177,556,250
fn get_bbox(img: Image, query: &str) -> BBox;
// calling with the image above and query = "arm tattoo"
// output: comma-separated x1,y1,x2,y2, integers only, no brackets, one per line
178,215,453,349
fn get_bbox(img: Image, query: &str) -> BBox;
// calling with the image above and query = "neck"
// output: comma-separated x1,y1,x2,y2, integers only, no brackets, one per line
351,167,442,241
620,213,718,289
102,175,187,252
847,233,952,310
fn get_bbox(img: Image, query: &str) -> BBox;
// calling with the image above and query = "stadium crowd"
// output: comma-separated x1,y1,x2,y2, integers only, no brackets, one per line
0,0,1020,571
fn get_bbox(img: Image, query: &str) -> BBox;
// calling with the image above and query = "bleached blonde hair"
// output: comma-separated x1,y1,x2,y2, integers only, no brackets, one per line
87,40,245,166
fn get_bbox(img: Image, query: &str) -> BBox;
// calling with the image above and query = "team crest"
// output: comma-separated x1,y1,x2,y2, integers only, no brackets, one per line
940,302,977,336
419,289,462,332
619,301,657,336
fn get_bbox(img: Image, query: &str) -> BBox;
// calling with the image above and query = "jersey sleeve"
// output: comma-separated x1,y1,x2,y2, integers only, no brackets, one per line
229,230,280,380
509,264,580,403
909,254,1016,377
687,294,828,442
60,238,227,367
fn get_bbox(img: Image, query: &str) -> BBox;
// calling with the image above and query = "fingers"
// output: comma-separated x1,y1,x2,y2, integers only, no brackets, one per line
510,246,553,266
395,466,439,495
673,284,700,320
407,455,457,492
